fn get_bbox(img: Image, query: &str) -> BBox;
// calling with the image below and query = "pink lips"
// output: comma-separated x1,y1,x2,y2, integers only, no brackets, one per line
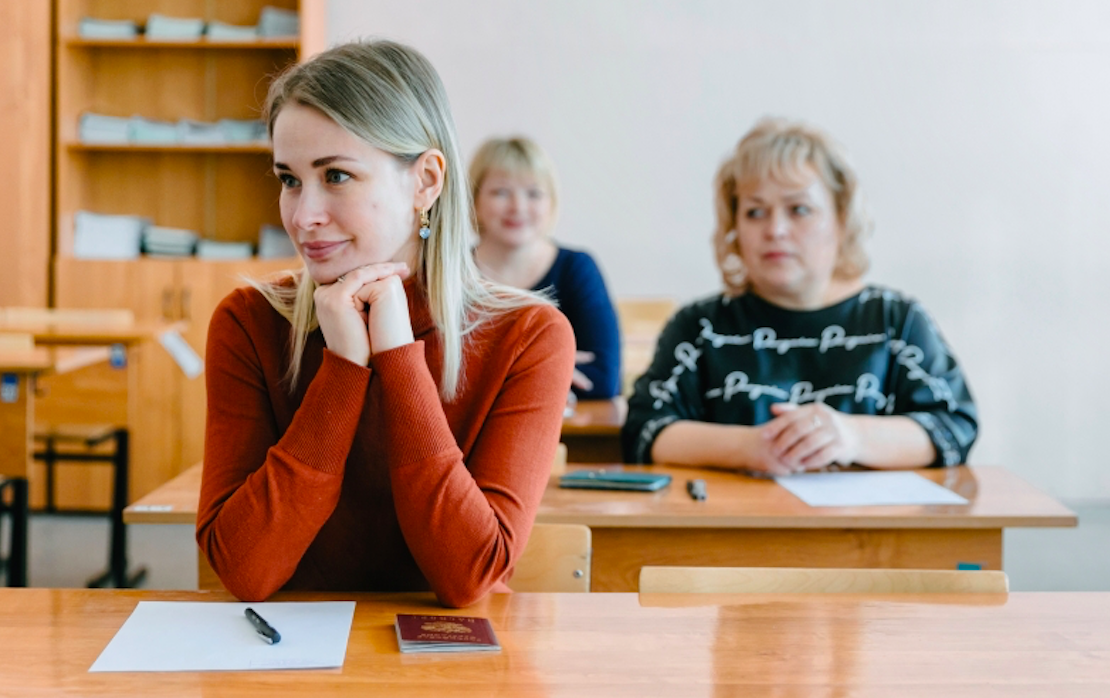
300,240,347,261
762,249,793,261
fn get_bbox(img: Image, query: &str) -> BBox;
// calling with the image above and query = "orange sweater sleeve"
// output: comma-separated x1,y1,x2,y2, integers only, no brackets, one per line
373,306,574,607
197,291,371,601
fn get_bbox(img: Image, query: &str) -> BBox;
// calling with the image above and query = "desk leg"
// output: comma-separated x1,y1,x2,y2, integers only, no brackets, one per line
589,528,1004,592
2,478,29,587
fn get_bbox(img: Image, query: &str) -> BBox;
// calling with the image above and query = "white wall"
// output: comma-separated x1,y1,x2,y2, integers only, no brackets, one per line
329,0,1110,500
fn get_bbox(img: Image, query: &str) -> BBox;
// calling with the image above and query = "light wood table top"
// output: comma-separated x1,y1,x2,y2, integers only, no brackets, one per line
124,461,202,524
0,321,173,346
126,463,1077,531
0,347,53,372
539,464,1078,529
1,588,1108,696
561,396,626,436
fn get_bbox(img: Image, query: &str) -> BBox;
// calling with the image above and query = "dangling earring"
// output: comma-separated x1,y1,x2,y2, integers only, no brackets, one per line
418,208,431,239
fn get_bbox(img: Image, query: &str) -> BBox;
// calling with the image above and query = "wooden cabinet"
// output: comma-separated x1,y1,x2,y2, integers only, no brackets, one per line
0,2,51,306
49,0,322,503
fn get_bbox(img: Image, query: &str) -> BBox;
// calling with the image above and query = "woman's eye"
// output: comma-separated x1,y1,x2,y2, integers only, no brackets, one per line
792,204,812,216
527,189,544,200
325,169,351,184
277,173,299,188
744,208,765,219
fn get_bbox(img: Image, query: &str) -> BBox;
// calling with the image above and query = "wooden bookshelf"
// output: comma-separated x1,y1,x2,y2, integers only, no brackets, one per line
63,37,300,49
65,142,272,154
50,0,322,504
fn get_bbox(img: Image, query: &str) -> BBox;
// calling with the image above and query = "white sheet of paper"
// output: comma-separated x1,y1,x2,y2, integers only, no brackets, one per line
158,329,204,379
774,471,968,507
89,601,356,672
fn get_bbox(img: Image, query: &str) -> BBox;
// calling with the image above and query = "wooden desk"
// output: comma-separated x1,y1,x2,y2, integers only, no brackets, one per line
1,588,1109,696
0,348,52,586
539,464,1076,591
127,463,1077,593
561,397,625,462
0,349,52,479
0,319,173,506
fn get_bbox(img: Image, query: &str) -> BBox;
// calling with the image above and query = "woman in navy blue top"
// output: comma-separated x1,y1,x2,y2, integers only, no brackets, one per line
470,137,621,399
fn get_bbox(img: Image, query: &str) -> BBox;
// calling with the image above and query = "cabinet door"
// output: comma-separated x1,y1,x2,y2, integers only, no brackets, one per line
177,258,302,470
51,258,183,503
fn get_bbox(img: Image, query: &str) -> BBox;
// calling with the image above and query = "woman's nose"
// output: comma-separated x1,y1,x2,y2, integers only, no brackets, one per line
767,208,789,238
291,186,327,230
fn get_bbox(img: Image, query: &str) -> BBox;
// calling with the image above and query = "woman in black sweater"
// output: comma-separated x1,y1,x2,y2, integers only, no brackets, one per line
622,119,977,476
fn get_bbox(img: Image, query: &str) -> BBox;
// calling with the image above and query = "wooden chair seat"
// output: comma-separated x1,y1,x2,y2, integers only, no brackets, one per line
34,422,119,446
639,566,1009,594
508,523,592,593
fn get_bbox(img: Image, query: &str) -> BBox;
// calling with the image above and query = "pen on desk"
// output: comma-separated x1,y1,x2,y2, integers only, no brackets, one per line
686,479,707,501
245,607,281,644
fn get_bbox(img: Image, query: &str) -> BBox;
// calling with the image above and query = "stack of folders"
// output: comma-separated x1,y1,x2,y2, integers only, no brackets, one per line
77,18,139,39
196,240,254,260
73,211,145,260
143,226,199,257
258,224,297,259
130,117,178,144
258,6,300,37
145,14,205,40
77,7,297,42
206,21,258,42
78,114,267,146
78,114,131,144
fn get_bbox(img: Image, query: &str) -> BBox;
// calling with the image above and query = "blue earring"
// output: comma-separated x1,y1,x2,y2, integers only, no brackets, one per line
418,208,431,239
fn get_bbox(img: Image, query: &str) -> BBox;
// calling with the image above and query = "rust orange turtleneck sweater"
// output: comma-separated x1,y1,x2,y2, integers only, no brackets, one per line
196,281,574,606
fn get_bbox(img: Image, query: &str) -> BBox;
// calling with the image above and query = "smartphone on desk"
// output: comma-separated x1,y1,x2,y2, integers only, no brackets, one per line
558,469,672,492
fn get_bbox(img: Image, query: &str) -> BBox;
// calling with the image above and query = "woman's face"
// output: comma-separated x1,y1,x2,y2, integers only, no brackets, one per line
272,102,420,284
474,169,553,248
735,166,843,309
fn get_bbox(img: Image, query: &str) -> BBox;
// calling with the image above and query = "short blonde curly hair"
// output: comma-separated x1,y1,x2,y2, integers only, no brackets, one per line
713,118,872,296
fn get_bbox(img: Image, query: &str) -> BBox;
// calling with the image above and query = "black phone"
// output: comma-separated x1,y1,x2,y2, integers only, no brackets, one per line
558,470,672,492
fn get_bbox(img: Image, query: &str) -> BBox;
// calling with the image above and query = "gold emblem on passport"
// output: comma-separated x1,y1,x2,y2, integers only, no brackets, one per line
421,621,472,634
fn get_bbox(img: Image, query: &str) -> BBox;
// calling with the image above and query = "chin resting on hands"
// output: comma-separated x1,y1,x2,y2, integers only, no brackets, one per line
314,262,411,365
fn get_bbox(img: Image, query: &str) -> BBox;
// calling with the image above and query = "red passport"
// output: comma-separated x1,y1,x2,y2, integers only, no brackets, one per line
394,614,501,653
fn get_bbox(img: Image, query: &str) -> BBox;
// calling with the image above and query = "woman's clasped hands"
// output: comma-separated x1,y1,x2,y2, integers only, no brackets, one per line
314,261,414,366
746,402,862,477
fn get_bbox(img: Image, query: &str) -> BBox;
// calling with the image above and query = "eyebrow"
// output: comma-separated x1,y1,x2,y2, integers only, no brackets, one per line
273,155,357,171
741,190,813,204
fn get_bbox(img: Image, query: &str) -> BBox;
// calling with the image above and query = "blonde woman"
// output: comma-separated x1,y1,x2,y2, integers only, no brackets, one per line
471,137,621,399
197,41,574,606
622,119,977,474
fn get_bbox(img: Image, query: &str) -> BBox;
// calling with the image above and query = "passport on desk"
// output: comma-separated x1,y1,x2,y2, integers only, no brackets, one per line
395,614,501,653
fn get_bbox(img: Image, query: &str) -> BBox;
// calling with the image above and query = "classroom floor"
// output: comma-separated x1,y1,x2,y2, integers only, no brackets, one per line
13,504,1110,591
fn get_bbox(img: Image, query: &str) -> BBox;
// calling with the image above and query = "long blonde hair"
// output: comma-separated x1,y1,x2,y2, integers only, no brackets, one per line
713,118,872,296
255,40,545,399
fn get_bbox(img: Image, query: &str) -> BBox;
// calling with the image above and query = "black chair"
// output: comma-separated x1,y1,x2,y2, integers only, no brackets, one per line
0,476,30,587
33,425,146,588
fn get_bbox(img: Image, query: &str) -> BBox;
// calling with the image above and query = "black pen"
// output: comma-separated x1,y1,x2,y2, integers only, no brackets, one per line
245,607,281,644
686,479,707,501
